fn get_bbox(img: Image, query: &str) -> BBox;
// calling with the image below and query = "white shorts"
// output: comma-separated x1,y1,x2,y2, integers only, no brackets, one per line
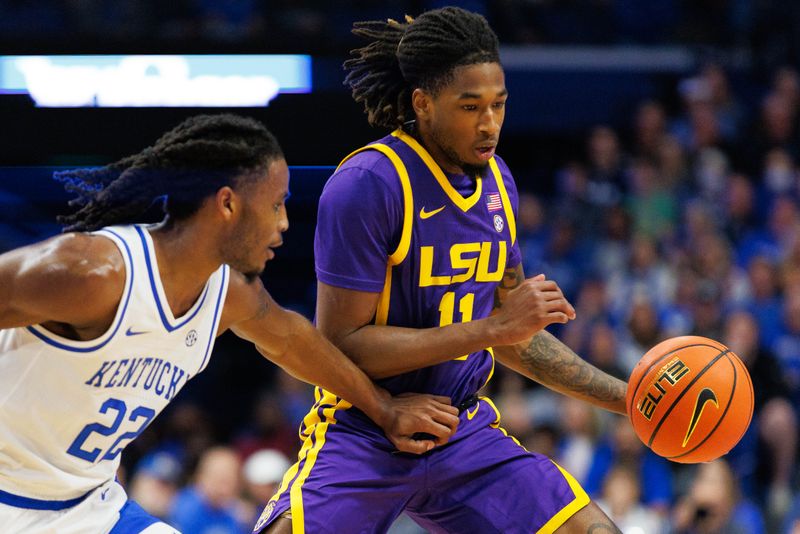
0,479,179,534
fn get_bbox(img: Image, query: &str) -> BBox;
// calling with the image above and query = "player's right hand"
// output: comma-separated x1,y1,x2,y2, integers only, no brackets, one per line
490,274,575,346
380,392,459,454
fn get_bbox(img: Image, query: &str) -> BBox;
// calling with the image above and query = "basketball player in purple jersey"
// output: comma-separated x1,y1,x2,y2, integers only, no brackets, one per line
257,8,627,534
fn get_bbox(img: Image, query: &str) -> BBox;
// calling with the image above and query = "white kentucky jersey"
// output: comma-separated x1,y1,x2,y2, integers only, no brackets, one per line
0,224,230,507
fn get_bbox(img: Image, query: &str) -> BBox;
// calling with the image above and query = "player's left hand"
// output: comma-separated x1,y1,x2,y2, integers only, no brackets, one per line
379,392,459,454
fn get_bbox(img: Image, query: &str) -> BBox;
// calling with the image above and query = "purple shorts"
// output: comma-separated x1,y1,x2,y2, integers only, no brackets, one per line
253,398,589,533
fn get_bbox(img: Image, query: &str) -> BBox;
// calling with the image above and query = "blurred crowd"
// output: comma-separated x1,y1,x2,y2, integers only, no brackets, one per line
499,62,800,533
3,0,800,67
5,1,800,532
105,62,800,533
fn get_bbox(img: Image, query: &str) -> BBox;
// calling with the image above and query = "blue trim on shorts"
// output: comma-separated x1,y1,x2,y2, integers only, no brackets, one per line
109,500,162,534
0,487,92,510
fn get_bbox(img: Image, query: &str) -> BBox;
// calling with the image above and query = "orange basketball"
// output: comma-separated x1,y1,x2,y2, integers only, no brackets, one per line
626,335,754,463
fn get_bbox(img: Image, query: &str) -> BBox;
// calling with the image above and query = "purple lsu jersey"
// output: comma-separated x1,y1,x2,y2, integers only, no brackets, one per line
308,129,521,437
252,131,590,533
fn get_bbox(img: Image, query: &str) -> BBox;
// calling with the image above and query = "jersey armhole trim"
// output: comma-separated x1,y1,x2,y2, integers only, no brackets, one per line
336,143,413,266
490,158,517,245
196,264,230,374
25,228,134,353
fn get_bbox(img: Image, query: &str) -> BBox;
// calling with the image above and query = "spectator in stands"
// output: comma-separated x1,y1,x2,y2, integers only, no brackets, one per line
232,390,299,460
584,416,673,513
774,67,800,114
744,91,799,175
762,148,799,197
724,310,797,518
633,100,668,159
657,134,692,195
671,459,765,534
626,157,678,241
169,446,246,534
738,195,800,268
618,296,665,372
744,255,784,345
771,284,800,403
723,173,759,245
597,464,666,533
555,397,604,486
607,234,676,322
592,205,632,279
517,192,551,272
587,126,628,209
690,233,749,305
128,452,183,522
586,322,628,380
240,449,291,529
701,63,745,143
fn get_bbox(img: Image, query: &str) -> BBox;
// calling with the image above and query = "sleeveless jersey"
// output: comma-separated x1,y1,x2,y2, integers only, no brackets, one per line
0,224,229,503
308,129,520,441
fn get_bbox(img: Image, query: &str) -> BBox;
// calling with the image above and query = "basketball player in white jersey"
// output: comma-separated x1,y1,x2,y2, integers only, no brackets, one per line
0,114,460,533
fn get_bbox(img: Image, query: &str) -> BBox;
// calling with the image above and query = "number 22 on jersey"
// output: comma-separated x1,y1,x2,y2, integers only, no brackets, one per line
67,398,155,463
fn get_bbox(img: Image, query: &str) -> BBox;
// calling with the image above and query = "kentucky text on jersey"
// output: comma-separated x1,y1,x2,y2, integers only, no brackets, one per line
85,358,190,401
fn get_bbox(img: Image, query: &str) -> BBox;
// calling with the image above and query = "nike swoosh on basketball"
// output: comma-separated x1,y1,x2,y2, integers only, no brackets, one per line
682,387,718,447
125,327,148,336
419,206,445,219
466,401,480,420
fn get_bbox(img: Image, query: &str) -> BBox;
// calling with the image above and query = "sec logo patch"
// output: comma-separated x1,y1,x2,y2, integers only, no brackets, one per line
493,214,504,233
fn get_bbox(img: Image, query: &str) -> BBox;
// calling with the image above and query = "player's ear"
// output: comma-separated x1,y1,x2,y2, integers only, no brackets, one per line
412,88,432,121
215,186,238,220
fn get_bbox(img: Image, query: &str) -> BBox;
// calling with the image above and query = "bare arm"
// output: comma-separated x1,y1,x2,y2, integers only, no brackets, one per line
220,272,459,454
492,264,627,414
0,233,124,337
316,277,574,379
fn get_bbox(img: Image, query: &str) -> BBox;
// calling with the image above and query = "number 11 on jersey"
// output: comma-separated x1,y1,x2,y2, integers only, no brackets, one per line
438,292,474,361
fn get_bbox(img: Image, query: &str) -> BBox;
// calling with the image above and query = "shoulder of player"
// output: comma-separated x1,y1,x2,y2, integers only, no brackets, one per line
332,150,404,192
491,154,515,181
1,233,126,325
491,154,519,194
23,233,125,293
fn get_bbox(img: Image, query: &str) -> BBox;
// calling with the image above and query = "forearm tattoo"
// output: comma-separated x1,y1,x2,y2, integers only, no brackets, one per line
520,330,626,404
493,266,523,310
494,265,626,406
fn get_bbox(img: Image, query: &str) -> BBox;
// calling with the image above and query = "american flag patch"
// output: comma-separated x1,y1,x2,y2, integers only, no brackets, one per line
485,193,502,212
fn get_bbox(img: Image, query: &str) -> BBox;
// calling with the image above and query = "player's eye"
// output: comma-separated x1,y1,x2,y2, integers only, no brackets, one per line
462,105,477,111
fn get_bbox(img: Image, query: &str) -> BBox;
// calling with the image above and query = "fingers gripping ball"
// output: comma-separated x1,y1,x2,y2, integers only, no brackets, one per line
626,336,754,463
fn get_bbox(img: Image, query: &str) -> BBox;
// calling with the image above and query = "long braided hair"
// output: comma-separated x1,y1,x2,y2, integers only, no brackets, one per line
344,6,500,129
55,114,283,232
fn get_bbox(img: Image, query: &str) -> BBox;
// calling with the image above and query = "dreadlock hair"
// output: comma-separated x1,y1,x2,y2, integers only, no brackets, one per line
55,114,283,232
344,6,500,130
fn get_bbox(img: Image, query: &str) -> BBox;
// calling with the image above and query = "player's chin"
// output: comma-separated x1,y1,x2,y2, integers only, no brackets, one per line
240,261,266,280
